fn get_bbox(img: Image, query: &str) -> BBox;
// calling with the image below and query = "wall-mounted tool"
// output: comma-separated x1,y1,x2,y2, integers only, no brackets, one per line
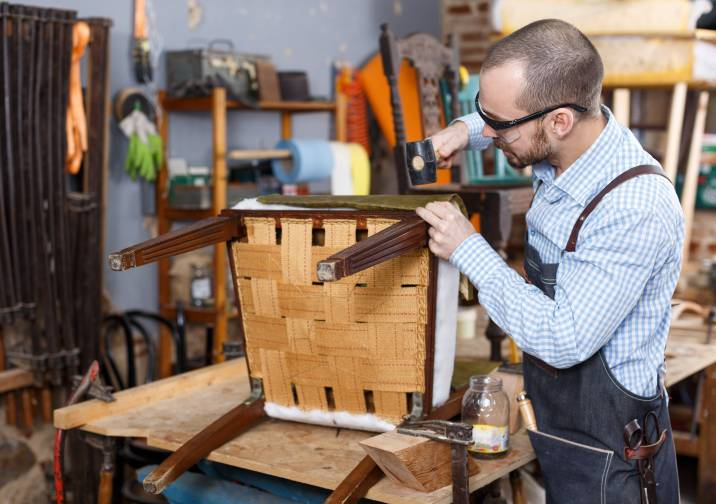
405,138,438,185
115,88,163,183
133,0,152,83
114,87,157,123
66,21,90,174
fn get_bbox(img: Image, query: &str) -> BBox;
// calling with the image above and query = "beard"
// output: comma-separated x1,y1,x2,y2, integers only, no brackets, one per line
494,123,551,169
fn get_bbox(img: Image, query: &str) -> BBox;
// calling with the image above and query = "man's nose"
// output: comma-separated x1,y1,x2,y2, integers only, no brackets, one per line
482,123,498,139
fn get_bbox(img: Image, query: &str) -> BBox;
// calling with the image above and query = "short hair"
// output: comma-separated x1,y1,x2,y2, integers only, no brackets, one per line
482,19,604,115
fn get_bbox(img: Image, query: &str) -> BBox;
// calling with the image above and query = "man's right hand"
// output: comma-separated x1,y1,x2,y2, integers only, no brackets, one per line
429,120,470,168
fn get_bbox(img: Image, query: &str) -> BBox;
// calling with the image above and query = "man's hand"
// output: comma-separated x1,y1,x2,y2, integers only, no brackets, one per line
429,121,469,168
416,201,476,260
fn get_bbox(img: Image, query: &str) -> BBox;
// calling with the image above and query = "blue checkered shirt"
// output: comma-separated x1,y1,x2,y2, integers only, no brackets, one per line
451,107,684,396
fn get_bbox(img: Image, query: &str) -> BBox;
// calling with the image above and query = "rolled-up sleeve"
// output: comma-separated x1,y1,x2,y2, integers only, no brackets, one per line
449,208,670,368
451,112,493,151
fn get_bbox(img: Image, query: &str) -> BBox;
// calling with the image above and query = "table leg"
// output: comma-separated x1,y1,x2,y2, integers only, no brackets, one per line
698,363,716,503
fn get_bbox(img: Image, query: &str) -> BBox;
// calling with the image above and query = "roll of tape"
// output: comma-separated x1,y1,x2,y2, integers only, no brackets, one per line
271,139,333,184
329,142,354,195
347,143,371,195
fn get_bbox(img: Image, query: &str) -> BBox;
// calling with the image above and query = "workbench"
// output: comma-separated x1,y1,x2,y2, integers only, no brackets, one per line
54,311,716,503
54,358,535,503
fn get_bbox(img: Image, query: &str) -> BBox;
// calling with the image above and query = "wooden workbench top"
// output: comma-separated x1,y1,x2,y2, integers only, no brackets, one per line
54,313,715,503
55,358,535,503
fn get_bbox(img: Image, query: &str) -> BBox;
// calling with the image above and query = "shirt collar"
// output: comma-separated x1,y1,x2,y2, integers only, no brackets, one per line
551,106,622,206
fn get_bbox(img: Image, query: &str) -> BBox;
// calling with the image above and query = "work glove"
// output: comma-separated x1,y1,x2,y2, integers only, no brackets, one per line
120,109,163,182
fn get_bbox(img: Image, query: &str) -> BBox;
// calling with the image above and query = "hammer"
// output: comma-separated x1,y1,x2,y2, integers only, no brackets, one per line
406,138,439,185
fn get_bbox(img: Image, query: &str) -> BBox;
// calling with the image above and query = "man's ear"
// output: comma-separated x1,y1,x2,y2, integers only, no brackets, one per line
549,109,575,139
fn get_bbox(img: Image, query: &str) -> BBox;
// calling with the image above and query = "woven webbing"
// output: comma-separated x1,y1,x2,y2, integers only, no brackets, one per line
231,216,431,423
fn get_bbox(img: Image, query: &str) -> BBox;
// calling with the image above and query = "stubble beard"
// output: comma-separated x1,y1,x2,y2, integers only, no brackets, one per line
495,123,551,169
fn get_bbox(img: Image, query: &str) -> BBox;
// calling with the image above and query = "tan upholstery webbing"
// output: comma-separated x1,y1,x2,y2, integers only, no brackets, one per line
232,216,431,423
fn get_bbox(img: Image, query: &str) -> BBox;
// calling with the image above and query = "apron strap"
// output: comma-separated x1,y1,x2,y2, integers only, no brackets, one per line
565,165,668,252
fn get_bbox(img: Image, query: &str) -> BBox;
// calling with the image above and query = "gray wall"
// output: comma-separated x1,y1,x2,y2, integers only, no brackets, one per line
29,0,441,311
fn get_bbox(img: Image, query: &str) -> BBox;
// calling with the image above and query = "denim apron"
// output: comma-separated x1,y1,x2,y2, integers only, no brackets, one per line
522,165,679,504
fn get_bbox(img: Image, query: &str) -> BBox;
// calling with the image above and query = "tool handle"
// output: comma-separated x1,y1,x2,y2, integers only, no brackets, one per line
516,392,538,431
97,470,113,504
133,0,147,38
317,216,428,281
108,215,238,271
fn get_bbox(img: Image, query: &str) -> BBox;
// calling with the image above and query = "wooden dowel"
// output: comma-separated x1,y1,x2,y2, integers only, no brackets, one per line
663,82,688,182
681,90,710,263
227,149,292,161
5,392,17,426
20,388,33,433
41,387,53,423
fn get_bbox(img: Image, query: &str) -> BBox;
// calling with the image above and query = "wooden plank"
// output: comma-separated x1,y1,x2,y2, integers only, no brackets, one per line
672,430,699,457
212,87,228,364
664,338,716,387
160,95,336,113
0,369,34,394
53,359,246,429
681,90,710,263
612,88,631,126
662,82,688,182
698,363,716,502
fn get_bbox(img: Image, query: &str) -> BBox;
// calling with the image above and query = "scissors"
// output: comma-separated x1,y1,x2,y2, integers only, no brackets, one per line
623,411,667,504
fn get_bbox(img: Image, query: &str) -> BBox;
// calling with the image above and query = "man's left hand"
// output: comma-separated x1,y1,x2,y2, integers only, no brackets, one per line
415,201,477,260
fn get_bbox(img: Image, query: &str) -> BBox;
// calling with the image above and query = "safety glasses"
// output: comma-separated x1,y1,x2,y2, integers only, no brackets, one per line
475,91,588,143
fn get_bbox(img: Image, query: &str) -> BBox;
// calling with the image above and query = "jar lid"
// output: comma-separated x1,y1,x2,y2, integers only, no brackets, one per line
469,374,502,392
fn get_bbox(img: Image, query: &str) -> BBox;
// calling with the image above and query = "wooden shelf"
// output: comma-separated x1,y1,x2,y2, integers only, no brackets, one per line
161,95,336,113
154,88,340,378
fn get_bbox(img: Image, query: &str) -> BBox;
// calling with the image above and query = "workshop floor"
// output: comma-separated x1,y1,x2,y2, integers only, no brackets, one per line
0,405,53,503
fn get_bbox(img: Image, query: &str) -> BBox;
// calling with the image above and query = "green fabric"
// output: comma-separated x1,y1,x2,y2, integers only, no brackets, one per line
257,194,468,217
451,358,500,389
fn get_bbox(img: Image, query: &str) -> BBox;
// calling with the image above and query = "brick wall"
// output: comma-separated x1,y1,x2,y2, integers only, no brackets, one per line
442,0,494,71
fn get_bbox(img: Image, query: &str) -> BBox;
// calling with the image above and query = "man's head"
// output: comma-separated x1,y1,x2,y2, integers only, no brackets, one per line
477,19,604,168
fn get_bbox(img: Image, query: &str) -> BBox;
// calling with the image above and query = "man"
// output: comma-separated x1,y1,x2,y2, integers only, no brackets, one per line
417,19,682,502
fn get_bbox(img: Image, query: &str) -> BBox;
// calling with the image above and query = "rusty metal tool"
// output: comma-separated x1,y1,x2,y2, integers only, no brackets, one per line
326,385,469,503
398,419,473,504
53,360,115,504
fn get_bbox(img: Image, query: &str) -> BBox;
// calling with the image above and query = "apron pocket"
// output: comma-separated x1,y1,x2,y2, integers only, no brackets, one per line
528,430,614,504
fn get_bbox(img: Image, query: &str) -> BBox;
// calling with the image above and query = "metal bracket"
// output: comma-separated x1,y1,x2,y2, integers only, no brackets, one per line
408,392,424,420
316,261,338,282
222,341,244,360
243,377,264,405
108,252,135,271
72,374,115,403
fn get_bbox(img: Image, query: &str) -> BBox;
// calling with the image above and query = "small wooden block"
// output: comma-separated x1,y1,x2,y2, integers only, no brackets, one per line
360,430,479,493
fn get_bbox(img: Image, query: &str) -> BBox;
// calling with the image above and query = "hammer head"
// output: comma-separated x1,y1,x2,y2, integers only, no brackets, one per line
406,139,437,185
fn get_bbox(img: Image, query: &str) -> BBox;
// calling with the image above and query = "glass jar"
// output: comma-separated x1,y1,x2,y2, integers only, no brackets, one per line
189,264,213,307
461,375,510,458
